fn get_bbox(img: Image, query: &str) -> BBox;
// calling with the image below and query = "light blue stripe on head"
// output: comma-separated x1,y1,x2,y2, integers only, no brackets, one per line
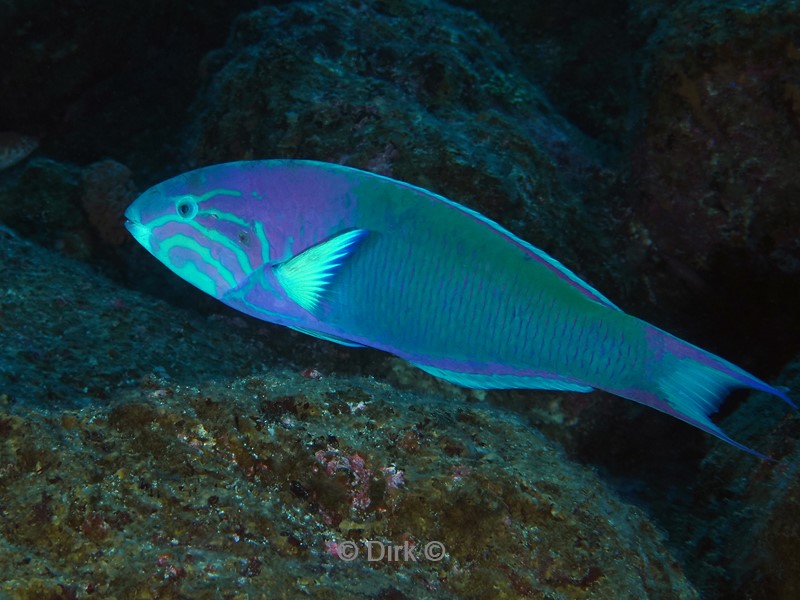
201,209,250,227
151,217,254,277
158,233,237,296
254,221,270,263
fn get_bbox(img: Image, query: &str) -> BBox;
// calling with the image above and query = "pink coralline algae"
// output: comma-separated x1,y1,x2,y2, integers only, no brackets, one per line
301,367,323,380
382,465,405,489
314,448,404,510
0,132,38,171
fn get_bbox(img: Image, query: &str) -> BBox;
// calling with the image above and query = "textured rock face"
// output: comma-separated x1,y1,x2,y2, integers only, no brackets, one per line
0,231,699,598
625,0,800,368
445,0,642,145
649,356,800,599
188,0,624,293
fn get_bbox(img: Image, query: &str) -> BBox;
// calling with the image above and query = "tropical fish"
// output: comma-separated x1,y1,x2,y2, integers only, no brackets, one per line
125,160,794,457
0,132,38,171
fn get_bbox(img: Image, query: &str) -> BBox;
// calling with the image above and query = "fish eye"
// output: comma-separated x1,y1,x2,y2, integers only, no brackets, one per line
175,197,198,220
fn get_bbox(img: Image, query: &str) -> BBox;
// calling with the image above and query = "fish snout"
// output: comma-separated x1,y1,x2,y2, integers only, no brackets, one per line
124,206,151,247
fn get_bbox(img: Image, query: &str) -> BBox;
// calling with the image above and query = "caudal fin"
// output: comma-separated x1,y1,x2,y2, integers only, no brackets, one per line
620,326,795,459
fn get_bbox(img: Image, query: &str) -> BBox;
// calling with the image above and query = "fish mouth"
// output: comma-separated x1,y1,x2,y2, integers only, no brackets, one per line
125,219,151,246
123,204,138,223
124,206,151,246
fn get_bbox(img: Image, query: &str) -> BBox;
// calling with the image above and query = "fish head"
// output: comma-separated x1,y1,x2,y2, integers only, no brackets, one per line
125,168,270,300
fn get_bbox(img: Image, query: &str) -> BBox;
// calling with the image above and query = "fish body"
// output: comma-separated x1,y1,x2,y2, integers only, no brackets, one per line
0,132,38,171
125,160,793,455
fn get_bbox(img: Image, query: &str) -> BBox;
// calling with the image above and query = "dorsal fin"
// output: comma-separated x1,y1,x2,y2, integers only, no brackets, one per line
436,199,620,310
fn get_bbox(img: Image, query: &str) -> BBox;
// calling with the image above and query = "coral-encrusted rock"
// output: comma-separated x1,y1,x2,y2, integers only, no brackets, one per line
0,216,698,598
189,0,623,293
0,132,38,171
0,229,278,406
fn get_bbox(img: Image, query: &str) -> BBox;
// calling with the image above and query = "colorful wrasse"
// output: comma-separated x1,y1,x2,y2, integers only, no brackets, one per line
125,160,794,457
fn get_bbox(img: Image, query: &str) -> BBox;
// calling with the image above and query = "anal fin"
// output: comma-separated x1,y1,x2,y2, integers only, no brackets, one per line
290,326,365,347
411,362,594,391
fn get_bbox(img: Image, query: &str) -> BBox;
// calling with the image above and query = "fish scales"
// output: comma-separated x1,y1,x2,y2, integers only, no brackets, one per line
125,159,795,457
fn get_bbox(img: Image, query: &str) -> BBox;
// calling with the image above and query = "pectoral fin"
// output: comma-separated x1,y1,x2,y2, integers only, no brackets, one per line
274,229,368,314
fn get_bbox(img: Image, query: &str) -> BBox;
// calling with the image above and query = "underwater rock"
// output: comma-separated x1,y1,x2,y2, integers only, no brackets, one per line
444,0,641,144
0,0,261,176
0,157,137,261
661,356,800,599
80,159,137,246
0,205,698,598
0,228,278,407
626,0,800,368
0,157,90,259
188,0,623,294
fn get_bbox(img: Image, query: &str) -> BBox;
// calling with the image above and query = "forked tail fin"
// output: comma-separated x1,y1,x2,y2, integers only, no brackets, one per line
614,326,795,459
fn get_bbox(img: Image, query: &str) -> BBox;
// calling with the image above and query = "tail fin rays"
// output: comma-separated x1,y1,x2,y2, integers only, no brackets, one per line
650,329,794,459
656,355,764,458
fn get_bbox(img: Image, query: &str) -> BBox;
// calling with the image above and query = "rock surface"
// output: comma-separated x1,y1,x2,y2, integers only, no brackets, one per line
188,0,623,296
626,0,800,372
0,231,698,598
